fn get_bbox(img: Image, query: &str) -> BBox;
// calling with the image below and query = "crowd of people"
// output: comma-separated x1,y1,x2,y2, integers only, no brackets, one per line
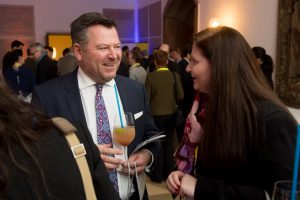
0,11,297,200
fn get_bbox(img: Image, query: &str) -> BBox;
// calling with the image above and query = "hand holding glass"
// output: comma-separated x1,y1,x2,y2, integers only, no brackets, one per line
113,112,136,162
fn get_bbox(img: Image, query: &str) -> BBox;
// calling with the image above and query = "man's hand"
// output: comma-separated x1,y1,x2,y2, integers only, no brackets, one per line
121,149,151,175
97,143,123,170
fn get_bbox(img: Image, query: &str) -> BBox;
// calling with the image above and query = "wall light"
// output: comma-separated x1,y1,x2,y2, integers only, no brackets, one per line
209,18,221,28
52,47,57,59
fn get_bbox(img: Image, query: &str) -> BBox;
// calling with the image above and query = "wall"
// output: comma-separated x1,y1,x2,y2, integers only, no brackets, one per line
199,0,278,63
0,0,135,44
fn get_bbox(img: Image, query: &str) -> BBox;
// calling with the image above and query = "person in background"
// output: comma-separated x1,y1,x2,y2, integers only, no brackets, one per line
128,50,147,84
32,12,160,200
2,40,24,75
44,45,54,60
140,50,150,71
174,44,195,141
57,47,78,76
0,76,119,200
145,50,183,183
166,26,297,200
23,47,38,79
29,43,57,84
3,49,35,102
159,43,180,74
252,46,274,90
121,45,129,66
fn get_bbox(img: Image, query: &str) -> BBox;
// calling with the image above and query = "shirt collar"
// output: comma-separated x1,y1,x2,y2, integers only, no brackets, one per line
77,66,115,89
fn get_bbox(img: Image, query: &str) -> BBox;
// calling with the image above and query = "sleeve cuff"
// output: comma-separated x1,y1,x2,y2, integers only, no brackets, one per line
143,149,154,173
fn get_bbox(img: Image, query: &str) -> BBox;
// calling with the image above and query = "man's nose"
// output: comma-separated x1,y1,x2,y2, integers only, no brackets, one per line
108,47,118,59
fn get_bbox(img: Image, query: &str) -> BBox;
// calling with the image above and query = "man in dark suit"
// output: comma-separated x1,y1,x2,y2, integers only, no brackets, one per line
29,43,57,84
32,12,160,200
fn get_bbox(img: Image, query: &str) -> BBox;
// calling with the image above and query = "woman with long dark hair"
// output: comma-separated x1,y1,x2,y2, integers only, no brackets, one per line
166,26,297,200
0,77,119,199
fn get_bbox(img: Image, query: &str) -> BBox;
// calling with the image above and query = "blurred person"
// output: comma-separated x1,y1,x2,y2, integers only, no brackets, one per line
23,47,37,79
2,40,24,74
3,49,35,102
44,45,55,60
121,45,129,66
145,50,183,183
166,26,297,200
140,50,150,71
159,43,180,73
32,12,160,200
128,50,147,84
29,43,57,84
57,47,78,76
174,44,195,141
252,46,274,90
0,76,119,200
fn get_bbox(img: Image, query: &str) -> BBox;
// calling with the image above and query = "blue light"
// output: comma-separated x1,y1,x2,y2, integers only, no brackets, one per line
134,0,139,43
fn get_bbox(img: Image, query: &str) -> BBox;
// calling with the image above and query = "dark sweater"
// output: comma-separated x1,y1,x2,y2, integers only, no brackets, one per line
194,101,297,200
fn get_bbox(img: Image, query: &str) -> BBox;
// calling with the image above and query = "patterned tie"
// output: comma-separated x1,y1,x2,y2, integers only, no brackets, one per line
95,83,119,191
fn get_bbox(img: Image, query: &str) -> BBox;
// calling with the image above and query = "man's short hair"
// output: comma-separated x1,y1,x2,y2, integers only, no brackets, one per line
11,40,24,49
62,48,72,56
153,50,168,66
70,12,117,46
44,45,54,53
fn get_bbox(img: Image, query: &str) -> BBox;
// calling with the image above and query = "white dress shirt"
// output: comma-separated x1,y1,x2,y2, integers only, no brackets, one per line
77,67,133,199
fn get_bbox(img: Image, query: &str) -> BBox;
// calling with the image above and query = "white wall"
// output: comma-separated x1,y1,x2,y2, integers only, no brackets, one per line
199,0,278,63
0,0,135,44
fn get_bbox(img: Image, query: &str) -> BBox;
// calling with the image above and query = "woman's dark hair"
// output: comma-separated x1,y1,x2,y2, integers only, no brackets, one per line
194,26,288,169
0,78,50,195
252,46,274,89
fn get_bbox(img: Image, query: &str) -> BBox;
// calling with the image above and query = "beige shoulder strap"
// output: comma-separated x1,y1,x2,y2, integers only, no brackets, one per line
52,117,97,200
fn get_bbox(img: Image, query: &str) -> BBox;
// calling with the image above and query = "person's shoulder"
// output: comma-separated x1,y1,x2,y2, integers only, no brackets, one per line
258,101,296,124
116,75,142,86
36,70,76,89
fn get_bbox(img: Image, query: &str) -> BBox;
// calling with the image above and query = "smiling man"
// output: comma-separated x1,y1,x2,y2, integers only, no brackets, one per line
32,12,160,200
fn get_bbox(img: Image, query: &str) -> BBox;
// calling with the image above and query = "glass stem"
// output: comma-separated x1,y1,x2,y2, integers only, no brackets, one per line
124,146,127,163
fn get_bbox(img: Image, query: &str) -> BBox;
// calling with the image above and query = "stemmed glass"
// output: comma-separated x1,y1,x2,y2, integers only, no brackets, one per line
272,180,300,200
113,112,136,162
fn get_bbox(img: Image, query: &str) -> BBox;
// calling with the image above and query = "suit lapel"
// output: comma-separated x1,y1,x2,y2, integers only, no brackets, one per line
63,69,87,127
115,76,130,112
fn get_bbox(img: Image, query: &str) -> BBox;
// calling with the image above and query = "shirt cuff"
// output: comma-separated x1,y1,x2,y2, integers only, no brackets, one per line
143,149,154,173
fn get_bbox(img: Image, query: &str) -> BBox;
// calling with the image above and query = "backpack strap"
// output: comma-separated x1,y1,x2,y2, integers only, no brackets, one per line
52,117,97,200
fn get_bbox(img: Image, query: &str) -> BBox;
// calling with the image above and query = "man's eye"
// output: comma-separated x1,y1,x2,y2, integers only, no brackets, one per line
98,47,108,50
114,45,121,49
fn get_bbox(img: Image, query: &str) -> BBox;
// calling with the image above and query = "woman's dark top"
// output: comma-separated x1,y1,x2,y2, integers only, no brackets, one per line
3,121,120,200
194,101,297,200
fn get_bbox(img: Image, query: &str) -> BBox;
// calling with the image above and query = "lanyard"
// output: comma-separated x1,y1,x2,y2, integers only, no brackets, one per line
156,67,169,71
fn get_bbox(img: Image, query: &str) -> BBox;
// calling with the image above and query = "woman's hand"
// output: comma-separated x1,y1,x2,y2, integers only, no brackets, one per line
179,174,197,198
166,171,184,194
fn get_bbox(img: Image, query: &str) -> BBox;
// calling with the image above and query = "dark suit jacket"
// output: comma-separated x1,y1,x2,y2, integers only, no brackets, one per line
36,55,57,85
32,69,160,199
3,121,119,200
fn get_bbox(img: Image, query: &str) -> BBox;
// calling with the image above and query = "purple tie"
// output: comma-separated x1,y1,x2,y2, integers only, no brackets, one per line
95,83,118,191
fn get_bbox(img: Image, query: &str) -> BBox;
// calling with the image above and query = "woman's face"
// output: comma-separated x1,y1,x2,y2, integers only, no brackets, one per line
186,44,211,93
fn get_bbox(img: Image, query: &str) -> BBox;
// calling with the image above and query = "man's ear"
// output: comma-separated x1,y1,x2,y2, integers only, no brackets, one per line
73,43,83,61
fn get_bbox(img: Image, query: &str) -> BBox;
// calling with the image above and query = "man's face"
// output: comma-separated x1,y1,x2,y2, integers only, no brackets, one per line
29,47,42,61
74,25,122,83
